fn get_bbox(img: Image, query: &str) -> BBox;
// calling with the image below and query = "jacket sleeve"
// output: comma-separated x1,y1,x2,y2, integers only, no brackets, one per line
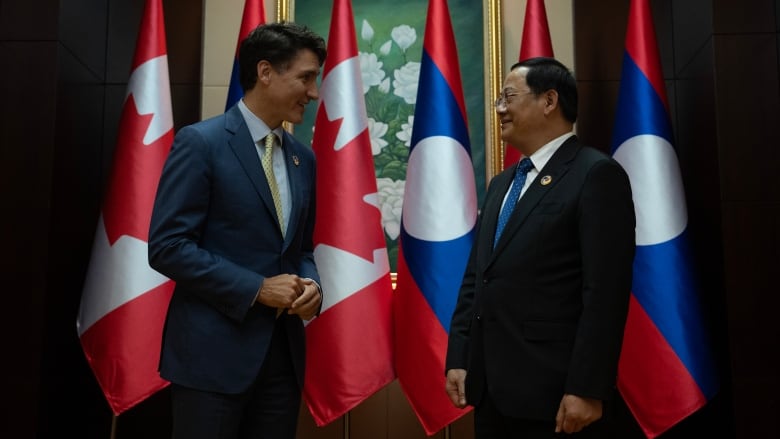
565,158,636,399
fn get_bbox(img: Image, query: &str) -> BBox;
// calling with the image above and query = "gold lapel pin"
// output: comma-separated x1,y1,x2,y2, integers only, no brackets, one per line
540,175,552,186
292,155,300,166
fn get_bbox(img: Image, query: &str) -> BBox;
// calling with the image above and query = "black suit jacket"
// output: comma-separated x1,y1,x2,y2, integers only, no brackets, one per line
149,104,319,394
446,136,635,420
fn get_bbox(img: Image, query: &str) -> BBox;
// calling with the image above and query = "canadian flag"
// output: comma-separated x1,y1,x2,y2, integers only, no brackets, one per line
76,0,174,415
305,0,395,426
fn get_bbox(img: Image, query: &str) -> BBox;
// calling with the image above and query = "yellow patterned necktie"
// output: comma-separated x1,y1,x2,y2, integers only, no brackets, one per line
262,133,285,237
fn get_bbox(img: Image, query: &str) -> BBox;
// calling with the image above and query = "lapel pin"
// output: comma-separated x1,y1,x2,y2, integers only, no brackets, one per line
541,175,552,186
292,155,300,166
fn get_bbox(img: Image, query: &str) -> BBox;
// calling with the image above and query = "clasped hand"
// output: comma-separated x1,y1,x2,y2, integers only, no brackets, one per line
257,274,321,321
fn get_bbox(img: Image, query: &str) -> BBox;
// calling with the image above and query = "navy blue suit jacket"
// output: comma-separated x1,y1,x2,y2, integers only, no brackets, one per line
149,104,319,394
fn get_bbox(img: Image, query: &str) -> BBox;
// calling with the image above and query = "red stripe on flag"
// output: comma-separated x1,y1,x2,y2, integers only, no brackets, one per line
235,0,266,55
79,281,174,415
624,0,668,111
304,277,395,425
422,0,467,124
618,295,707,438
518,0,554,61
394,245,472,435
131,0,167,70
103,95,173,244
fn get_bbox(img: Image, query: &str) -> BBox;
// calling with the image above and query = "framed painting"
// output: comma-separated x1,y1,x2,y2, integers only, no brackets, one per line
279,0,504,270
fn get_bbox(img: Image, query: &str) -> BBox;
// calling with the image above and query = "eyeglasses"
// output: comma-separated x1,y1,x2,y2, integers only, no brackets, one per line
494,91,533,109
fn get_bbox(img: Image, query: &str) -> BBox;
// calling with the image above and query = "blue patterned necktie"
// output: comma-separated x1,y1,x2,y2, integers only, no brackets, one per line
494,157,534,248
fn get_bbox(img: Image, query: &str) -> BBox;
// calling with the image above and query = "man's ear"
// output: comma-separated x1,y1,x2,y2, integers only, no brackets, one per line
256,60,273,85
543,89,559,116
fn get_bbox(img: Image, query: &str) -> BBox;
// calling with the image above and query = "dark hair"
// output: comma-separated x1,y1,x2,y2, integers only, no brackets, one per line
511,57,577,123
238,22,327,92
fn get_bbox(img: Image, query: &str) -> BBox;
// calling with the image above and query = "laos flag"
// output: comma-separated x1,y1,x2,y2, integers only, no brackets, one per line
225,0,266,110
611,0,719,437
393,0,477,434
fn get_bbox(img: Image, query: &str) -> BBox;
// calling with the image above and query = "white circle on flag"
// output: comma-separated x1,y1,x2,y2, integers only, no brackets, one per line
403,136,477,242
613,134,687,246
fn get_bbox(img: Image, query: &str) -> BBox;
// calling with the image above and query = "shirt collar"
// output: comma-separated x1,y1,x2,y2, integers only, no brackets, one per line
527,132,574,171
237,99,283,146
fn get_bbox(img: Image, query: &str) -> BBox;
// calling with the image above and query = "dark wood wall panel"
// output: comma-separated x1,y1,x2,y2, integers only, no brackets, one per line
575,81,620,154
671,0,713,75
0,37,59,438
713,0,776,33
721,205,780,438
0,0,59,40
713,34,780,202
0,0,202,437
712,8,780,436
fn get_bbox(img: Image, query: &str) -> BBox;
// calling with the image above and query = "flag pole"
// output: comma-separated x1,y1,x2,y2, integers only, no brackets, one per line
343,411,349,439
110,414,117,439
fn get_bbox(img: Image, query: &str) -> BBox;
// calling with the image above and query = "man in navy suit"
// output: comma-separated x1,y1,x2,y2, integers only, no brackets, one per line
445,57,636,438
149,22,326,439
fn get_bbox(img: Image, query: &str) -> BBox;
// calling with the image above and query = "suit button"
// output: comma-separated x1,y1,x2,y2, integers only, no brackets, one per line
482,278,489,284
475,314,481,321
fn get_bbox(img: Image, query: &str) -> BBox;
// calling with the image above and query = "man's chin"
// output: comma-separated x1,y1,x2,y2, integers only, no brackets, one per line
500,127,513,143
286,113,304,125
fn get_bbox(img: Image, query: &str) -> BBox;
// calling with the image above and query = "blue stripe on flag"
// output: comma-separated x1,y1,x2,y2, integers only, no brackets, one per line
400,231,473,332
610,55,673,153
410,52,470,151
225,58,243,111
632,231,719,398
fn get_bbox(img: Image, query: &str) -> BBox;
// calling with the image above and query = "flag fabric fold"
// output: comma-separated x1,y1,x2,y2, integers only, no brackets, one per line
393,0,477,434
504,0,554,169
611,0,719,437
77,0,174,415
518,0,554,61
226,0,267,110
306,0,395,426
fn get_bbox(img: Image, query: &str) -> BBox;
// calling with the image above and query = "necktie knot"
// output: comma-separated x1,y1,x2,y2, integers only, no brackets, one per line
264,132,277,154
516,157,534,175
494,157,534,248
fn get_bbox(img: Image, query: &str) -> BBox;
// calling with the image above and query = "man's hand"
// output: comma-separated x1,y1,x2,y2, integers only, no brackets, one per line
445,368,468,408
256,274,306,310
288,278,321,321
555,394,602,434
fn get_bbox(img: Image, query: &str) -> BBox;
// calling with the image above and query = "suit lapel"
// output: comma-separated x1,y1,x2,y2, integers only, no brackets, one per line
479,168,514,265
225,106,280,234
280,131,302,245
491,137,580,257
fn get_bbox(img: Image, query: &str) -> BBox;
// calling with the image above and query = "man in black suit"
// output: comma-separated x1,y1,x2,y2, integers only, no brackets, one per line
445,57,636,438
149,23,326,439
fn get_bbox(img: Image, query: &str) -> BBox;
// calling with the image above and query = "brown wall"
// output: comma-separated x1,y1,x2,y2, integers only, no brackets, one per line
3,0,779,437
